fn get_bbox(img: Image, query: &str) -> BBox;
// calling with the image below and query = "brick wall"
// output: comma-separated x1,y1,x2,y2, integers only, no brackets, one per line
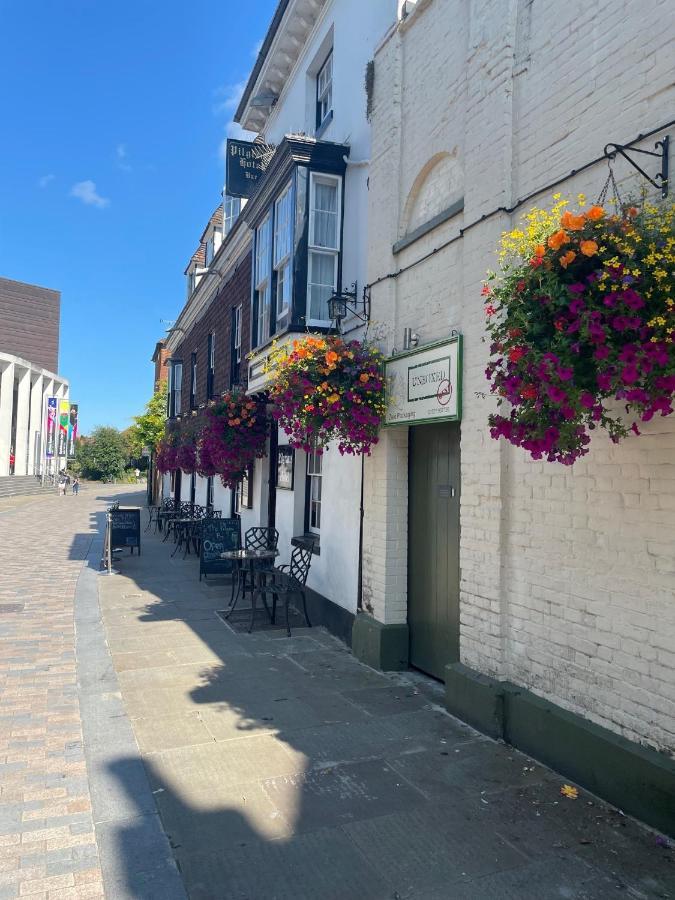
0,277,60,373
365,0,675,754
173,249,252,410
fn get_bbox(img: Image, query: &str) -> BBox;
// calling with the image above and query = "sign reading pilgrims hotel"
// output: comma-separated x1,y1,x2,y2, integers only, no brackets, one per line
384,334,462,426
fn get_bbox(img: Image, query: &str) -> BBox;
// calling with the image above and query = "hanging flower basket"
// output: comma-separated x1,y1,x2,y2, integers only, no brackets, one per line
484,196,675,465
198,390,268,488
266,335,386,455
155,424,179,473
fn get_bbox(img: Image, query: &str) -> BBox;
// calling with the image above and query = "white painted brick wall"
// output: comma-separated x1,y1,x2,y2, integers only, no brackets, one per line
363,0,675,754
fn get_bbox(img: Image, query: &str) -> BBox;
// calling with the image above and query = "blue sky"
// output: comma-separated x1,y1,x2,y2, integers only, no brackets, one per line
0,0,276,434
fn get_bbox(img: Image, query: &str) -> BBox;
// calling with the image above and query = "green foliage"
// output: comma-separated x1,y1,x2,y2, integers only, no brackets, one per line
128,382,168,457
75,427,129,481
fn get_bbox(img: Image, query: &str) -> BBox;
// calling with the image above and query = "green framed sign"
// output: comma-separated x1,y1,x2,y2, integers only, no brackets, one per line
384,334,462,427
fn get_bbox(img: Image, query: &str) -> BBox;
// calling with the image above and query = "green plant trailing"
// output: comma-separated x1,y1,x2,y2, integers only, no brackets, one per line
484,197,675,465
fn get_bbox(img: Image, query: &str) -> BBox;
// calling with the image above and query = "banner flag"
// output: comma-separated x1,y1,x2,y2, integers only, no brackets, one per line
57,400,69,457
45,398,57,459
67,404,79,457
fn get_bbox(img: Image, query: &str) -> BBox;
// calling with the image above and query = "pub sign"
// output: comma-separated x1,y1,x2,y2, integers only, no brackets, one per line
384,334,462,426
225,139,270,198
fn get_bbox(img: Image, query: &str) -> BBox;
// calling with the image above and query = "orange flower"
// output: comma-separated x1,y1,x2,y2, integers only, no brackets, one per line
559,250,576,269
534,244,546,258
325,351,339,365
561,211,586,231
579,240,598,257
586,205,605,221
359,373,370,383
627,206,638,218
547,229,569,250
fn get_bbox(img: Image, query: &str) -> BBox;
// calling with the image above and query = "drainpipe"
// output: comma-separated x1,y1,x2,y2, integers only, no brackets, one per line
357,453,365,610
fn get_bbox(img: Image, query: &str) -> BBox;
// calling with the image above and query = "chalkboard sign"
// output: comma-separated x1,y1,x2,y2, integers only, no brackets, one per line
200,518,241,581
110,508,141,555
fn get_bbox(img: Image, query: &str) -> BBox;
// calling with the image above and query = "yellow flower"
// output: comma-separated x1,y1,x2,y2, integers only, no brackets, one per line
560,784,578,800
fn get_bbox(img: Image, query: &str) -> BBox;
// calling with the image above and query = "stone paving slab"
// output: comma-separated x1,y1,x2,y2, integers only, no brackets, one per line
97,507,675,899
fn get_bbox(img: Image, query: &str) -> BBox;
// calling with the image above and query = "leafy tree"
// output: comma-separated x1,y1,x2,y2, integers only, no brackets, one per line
75,427,128,481
128,382,168,457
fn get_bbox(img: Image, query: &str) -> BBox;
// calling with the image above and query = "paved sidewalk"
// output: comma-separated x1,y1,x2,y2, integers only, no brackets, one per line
0,484,113,899
100,500,674,899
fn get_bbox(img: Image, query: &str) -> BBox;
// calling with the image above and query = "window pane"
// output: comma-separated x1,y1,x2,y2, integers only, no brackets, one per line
274,184,292,265
307,251,336,321
312,180,338,248
276,261,291,318
256,216,271,287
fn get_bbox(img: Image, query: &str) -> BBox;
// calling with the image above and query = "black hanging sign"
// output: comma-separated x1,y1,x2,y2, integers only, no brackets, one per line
109,508,141,554
200,517,241,580
226,139,271,198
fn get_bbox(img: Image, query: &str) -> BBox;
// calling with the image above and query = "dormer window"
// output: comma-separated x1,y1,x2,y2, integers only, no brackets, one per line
223,194,242,237
316,51,333,130
205,234,215,266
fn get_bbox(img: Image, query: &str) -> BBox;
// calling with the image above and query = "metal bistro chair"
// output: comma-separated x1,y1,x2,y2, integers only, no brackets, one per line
228,527,279,612
262,544,313,637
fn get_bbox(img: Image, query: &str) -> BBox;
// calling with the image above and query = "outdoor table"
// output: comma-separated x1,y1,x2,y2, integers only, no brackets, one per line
160,510,182,542
220,548,279,633
171,517,201,558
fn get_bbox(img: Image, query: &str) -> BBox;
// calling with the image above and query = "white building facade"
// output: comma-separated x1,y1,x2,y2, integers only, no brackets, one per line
0,351,69,477
355,0,675,834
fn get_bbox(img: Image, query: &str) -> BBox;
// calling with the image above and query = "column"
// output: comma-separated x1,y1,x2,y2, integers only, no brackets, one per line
27,374,44,475
13,366,31,475
0,361,16,477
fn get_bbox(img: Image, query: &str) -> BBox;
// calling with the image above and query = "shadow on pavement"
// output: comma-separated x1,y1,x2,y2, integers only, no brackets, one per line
95,488,675,900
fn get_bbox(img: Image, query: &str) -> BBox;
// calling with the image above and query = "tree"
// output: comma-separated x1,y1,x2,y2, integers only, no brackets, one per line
75,427,128,481
128,382,168,458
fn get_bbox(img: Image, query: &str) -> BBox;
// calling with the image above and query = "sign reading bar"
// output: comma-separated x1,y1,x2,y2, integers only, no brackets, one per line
200,517,241,581
384,335,462,427
109,508,141,554
226,139,271,198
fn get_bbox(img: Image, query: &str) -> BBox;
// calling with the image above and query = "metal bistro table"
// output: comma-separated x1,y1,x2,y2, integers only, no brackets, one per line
171,518,200,558
220,548,278,633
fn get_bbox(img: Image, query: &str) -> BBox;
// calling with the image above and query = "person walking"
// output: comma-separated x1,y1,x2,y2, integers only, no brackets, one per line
134,467,140,483
72,477,80,496
59,474,67,496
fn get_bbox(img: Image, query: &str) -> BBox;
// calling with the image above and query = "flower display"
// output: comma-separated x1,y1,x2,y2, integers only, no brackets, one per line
197,389,268,488
484,196,675,464
155,427,178,474
265,335,386,455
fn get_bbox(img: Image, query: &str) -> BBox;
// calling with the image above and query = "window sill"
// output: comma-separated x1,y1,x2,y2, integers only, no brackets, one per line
315,110,333,140
292,534,320,555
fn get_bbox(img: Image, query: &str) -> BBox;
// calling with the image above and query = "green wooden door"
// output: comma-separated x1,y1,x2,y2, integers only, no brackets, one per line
408,422,460,681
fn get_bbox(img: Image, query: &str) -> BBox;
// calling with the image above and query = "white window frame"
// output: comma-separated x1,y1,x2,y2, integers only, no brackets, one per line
307,447,322,533
307,172,341,326
172,362,183,417
190,353,197,408
254,213,272,346
209,332,216,372
205,234,214,266
206,475,214,510
223,194,242,237
316,51,333,129
273,181,293,327
234,305,242,364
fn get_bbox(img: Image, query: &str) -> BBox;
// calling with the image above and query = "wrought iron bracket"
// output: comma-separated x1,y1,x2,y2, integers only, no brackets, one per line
604,135,669,198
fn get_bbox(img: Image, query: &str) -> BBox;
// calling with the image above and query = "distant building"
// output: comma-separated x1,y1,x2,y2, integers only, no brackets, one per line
0,277,69,477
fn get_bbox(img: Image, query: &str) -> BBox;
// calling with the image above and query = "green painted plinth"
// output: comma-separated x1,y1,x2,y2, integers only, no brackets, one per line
352,614,409,671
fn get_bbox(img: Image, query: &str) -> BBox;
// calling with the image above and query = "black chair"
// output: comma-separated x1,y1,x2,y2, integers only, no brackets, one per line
227,527,279,616
262,545,313,636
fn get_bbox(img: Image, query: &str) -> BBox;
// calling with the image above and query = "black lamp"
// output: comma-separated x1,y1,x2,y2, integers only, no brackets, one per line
328,282,365,329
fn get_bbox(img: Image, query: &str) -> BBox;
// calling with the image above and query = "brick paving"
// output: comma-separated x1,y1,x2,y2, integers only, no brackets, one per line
1,485,673,899
0,485,114,900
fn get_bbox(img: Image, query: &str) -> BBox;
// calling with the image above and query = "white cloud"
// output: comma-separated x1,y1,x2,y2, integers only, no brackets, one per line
38,174,55,188
116,143,132,171
212,80,247,117
70,180,110,209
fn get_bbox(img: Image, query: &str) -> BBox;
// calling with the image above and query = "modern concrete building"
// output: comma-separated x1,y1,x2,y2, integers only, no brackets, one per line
0,277,69,477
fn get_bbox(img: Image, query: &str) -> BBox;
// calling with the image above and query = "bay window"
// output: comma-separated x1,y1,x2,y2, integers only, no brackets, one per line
273,181,293,329
307,172,340,325
254,214,272,346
